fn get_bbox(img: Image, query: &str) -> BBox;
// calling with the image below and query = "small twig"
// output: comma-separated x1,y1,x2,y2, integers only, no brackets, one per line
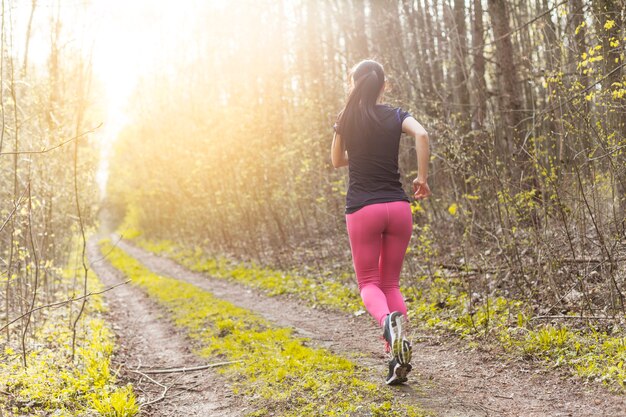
0,123,102,156
129,369,171,408
172,383,203,393
138,360,242,374
439,263,496,273
0,186,29,234
88,234,123,268
440,256,625,273
531,315,621,321
0,389,10,396
412,334,437,340
112,363,123,379
131,370,165,387
493,394,514,400
557,257,626,264
587,144,626,162
0,280,131,333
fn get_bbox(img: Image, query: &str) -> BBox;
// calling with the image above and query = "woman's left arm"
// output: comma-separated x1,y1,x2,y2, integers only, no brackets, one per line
402,117,431,199
331,131,349,168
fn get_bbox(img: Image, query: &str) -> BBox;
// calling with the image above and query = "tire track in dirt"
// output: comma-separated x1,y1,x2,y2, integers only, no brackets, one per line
117,237,626,417
88,237,243,417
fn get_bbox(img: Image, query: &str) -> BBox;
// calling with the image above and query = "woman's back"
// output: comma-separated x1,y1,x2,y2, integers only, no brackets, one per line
339,104,412,214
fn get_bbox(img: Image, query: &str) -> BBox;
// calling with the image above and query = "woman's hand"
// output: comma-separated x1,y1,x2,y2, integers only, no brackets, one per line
413,177,431,200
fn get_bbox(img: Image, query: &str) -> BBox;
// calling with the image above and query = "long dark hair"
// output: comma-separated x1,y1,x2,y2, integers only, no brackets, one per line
336,60,385,143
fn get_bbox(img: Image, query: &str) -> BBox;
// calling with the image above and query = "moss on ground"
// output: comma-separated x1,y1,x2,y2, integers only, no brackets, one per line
138,238,362,313
101,240,428,417
0,260,138,416
136,238,626,392
407,273,626,391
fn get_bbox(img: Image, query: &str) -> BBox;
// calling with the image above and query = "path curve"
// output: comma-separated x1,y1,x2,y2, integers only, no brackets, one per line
117,237,626,417
88,237,243,417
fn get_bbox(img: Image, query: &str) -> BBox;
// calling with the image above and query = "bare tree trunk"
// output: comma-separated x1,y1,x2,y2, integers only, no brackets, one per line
593,0,626,217
21,0,37,75
471,0,487,129
487,0,528,179
70,55,89,361
416,0,437,114
401,0,428,100
21,182,39,367
432,0,447,101
1,0,9,343
351,0,368,59
0,0,5,154
7,0,21,343
451,0,470,129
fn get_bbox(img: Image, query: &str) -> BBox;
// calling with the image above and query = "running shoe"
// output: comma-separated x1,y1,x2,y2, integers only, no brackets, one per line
385,358,412,385
382,311,412,365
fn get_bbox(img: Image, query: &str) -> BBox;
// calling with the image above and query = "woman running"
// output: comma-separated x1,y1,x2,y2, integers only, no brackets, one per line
331,59,431,385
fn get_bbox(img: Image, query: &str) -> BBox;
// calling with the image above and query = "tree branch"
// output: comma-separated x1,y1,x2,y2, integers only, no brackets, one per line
0,122,102,156
0,280,131,334
0,186,29,234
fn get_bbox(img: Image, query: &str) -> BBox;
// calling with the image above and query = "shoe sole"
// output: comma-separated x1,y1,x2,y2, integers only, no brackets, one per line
388,312,401,361
401,339,412,364
386,363,412,385
389,313,412,365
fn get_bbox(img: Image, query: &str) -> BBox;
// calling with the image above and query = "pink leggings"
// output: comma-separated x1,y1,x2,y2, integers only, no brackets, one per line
346,200,412,327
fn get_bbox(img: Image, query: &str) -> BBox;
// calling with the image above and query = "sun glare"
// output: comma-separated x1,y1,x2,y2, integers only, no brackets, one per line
86,0,201,195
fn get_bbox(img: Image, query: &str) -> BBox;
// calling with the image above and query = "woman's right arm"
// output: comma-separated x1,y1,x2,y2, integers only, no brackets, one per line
331,131,349,168
402,117,431,199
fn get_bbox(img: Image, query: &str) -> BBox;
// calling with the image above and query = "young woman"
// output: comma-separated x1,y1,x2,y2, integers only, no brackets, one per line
331,60,431,385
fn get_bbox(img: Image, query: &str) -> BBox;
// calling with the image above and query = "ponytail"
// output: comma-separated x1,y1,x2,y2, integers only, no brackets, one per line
337,60,385,143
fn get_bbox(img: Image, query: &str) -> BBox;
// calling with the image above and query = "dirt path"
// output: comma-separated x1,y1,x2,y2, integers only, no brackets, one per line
88,238,243,417
117,238,626,417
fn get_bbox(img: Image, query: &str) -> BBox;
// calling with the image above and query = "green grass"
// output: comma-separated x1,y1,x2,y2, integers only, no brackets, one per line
408,273,626,391
138,238,362,313
135,237,626,392
0,263,139,416
100,240,428,417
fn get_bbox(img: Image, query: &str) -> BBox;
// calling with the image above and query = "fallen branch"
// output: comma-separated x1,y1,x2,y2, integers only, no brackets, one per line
531,315,621,321
0,280,131,333
557,257,626,264
438,263,497,273
171,383,202,393
130,369,171,408
439,256,625,274
138,360,242,375
413,334,437,339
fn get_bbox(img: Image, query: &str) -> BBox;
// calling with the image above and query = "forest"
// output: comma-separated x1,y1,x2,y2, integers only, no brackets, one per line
1,0,626,416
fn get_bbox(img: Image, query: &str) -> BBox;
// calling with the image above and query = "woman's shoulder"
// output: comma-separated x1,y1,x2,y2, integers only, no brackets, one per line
375,103,400,117
375,103,396,111
376,104,412,122
376,103,410,114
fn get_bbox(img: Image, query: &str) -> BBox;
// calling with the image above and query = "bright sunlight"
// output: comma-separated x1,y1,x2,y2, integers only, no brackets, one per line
2,1,626,416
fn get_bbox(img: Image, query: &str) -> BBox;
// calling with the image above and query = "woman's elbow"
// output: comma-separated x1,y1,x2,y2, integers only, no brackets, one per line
331,158,347,168
415,129,429,143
